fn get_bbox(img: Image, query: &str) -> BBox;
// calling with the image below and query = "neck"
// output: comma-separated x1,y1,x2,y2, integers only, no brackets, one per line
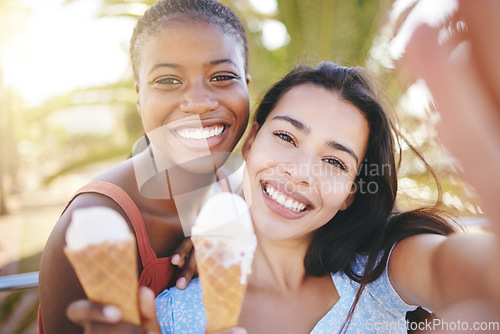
133,147,217,198
250,231,312,292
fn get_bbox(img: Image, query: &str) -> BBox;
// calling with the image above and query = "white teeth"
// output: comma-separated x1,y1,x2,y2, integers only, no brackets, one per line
264,184,307,213
177,125,224,140
276,194,286,205
271,191,279,201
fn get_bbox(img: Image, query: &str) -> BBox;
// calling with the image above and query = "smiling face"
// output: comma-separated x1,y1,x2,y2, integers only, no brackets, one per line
135,20,250,173
242,84,370,242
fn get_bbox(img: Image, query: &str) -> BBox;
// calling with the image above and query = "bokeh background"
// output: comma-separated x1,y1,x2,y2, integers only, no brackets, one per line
0,0,486,332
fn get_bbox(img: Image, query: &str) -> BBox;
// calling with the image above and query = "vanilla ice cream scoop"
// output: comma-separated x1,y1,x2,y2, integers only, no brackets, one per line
64,206,140,325
66,206,133,250
191,193,257,332
192,192,257,284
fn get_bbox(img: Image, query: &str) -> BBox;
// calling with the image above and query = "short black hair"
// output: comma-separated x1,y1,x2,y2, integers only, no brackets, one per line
130,0,248,81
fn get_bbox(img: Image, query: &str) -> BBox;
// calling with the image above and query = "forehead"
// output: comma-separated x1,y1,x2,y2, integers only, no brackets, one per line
272,84,365,124
139,20,245,70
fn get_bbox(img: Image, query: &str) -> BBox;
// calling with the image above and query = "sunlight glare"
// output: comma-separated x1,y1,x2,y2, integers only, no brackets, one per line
3,0,134,106
262,19,290,51
249,0,277,15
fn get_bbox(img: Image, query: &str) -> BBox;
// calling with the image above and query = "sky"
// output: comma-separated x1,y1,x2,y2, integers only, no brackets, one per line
1,0,281,107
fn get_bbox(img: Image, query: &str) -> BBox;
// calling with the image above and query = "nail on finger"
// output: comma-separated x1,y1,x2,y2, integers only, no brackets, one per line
103,305,121,321
177,277,186,289
171,254,180,265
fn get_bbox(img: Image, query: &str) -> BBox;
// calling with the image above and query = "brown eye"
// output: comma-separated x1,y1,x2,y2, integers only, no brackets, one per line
323,157,347,171
273,131,296,146
210,74,239,82
154,77,182,85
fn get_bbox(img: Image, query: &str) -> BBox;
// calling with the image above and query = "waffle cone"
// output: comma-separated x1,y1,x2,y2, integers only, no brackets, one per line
193,237,249,333
64,238,140,325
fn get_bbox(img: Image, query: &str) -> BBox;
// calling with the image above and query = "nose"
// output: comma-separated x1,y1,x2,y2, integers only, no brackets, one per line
282,153,315,186
180,81,219,114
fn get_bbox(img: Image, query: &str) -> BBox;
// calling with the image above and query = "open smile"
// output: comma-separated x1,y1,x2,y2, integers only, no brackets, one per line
261,181,313,219
170,121,230,150
175,124,225,140
264,183,307,212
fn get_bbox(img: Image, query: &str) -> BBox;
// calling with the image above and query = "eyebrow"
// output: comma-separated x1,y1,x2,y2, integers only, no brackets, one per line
148,58,236,76
271,115,359,164
209,58,235,66
149,63,180,75
272,116,311,134
325,140,359,164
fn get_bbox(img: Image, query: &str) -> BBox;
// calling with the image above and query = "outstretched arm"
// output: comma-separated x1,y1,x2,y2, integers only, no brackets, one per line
388,0,500,319
388,232,498,312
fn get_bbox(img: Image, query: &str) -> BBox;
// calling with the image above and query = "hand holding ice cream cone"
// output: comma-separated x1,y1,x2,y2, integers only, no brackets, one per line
64,206,141,326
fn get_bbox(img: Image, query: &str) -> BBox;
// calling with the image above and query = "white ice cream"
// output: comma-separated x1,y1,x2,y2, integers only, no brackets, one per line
66,206,133,250
192,193,257,284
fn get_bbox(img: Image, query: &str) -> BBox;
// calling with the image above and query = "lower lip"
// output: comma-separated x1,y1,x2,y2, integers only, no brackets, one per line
173,127,229,150
261,183,309,220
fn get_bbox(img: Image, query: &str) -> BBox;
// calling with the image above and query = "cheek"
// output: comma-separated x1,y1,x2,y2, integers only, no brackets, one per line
245,144,276,181
317,175,354,205
319,177,351,196
139,93,160,123
242,141,274,207
226,89,249,122
142,93,179,130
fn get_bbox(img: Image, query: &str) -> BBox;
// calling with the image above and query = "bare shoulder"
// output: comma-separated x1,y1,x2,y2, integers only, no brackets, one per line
39,157,144,289
93,157,137,191
41,157,133,270
39,172,135,289
40,158,137,293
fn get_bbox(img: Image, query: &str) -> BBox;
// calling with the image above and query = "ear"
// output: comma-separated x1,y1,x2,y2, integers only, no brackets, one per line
134,81,142,115
339,184,356,211
242,122,260,160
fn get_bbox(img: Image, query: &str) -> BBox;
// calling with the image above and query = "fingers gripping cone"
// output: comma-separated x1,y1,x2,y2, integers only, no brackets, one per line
64,207,140,325
192,193,257,333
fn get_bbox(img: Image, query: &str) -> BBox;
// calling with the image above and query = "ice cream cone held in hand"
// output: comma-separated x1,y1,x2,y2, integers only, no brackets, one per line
64,207,141,325
191,193,257,333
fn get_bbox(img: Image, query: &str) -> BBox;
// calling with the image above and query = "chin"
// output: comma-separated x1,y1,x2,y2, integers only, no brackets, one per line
176,151,233,174
174,155,216,174
252,217,286,240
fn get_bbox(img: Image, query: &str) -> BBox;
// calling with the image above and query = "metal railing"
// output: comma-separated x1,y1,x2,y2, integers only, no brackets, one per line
0,271,39,291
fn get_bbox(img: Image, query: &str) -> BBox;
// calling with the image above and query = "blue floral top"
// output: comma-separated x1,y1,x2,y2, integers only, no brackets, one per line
155,255,418,333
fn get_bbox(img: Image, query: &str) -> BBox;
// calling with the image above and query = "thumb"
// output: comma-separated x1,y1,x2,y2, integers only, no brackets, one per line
138,286,161,334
